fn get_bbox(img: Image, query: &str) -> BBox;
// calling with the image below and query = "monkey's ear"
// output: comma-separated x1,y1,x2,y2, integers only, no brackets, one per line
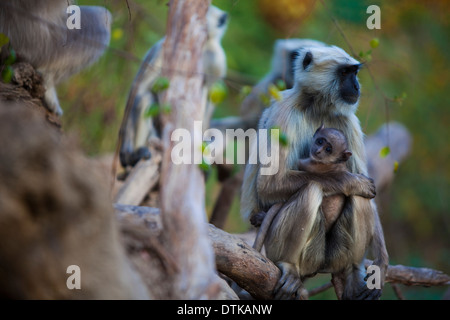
303,51,313,70
314,123,324,136
341,150,352,162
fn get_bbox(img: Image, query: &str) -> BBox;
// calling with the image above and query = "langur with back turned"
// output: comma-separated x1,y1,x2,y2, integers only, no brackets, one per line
119,5,228,169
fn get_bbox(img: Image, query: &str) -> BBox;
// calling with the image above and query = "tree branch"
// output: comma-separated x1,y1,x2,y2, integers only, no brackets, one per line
115,205,450,299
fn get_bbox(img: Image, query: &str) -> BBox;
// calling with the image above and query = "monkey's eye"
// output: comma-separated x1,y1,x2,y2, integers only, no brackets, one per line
326,147,332,153
316,138,324,145
341,69,348,76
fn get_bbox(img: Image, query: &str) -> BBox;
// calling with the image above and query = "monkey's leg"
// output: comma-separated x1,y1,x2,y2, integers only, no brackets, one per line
265,183,323,300
120,91,155,168
41,6,111,114
342,198,382,300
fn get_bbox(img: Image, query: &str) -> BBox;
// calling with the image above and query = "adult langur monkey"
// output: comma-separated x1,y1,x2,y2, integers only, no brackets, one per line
119,5,228,169
241,45,389,300
0,0,111,115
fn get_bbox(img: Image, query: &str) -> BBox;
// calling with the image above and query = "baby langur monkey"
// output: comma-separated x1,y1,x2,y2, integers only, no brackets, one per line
252,126,374,251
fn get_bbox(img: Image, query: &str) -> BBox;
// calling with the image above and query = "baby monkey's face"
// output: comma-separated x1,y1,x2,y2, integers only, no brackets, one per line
310,128,352,164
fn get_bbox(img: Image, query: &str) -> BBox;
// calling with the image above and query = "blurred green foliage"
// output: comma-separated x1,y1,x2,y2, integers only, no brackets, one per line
63,0,449,299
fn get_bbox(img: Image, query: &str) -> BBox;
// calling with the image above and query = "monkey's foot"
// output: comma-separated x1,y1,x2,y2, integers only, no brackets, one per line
357,174,376,199
343,280,382,300
43,87,63,116
250,211,266,227
274,262,303,300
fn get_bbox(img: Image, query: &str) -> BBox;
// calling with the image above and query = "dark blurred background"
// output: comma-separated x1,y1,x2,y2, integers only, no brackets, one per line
65,0,449,299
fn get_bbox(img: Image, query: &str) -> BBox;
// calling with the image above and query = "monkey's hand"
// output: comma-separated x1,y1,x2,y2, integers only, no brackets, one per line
273,262,305,300
250,211,266,227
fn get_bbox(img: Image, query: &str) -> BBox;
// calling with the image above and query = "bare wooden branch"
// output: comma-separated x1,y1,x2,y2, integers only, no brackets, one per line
208,224,280,300
157,0,220,300
114,152,161,205
365,259,450,287
390,283,405,300
115,205,450,299
209,170,243,228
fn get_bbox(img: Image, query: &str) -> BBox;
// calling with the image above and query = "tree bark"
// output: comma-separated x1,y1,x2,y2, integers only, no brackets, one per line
157,0,220,299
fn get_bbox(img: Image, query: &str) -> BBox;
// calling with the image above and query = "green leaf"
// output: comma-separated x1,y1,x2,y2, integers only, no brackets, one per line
393,161,399,173
370,38,379,49
209,81,227,104
143,103,160,118
198,158,211,172
4,49,16,66
1,66,13,83
268,84,282,101
279,132,289,147
259,93,271,106
379,146,390,158
151,77,170,93
393,92,407,106
161,103,172,114
0,33,9,48
271,126,289,147
275,79,286,91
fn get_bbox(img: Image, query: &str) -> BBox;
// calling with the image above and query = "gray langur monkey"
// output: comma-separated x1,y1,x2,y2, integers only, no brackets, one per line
240,38,325,121
0,0,111,115
119,5,228,169
241,45,389,300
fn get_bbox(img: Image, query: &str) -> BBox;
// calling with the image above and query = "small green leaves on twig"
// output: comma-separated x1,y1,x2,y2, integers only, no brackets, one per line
0,33,9,49
151,77,170,94
209,81,227,104
359,38,380,62
198,141,211,172
275,79,286,91
393,92,407,106
144,102,171,118
393,161,399,173
239,85,252,101
259,93,271,106
268,84,282,101
271,126,289,147
379,146,390,158
370,38,379,49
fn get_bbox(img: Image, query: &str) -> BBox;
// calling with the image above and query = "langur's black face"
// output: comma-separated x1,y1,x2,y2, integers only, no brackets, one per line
338,64,361,104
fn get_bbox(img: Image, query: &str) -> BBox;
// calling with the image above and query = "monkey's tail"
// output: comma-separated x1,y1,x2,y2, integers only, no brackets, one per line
253,203,283,252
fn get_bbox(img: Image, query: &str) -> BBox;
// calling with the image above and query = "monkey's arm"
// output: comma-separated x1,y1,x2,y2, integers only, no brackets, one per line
257,169,375,204
297,158,312,171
